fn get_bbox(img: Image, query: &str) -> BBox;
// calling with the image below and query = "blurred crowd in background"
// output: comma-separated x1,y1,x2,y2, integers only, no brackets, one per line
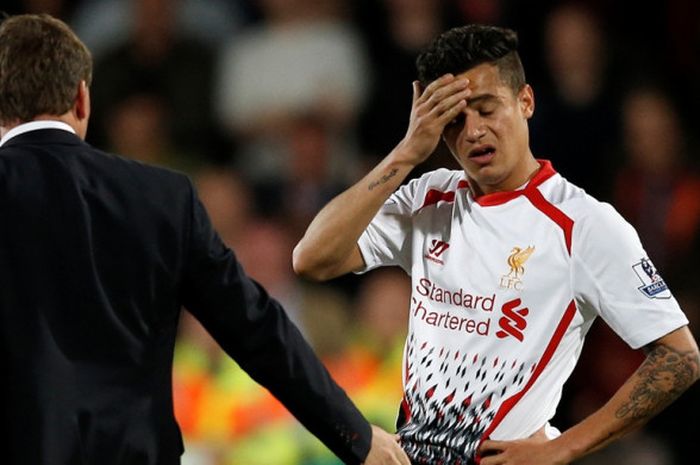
4,0,700,464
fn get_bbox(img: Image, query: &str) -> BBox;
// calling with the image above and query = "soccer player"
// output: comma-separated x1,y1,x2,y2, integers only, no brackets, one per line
293,24,700,465
0,13,410,465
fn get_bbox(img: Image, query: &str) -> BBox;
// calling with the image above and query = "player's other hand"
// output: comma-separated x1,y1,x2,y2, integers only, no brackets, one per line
363,425,411,465
478,430,567,465
395,73,471,166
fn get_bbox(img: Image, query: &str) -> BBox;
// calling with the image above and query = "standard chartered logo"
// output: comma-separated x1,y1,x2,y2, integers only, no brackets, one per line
496,298,529,342
410,278,533,340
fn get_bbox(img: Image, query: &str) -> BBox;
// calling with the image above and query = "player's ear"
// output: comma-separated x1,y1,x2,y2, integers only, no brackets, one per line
518,84,534,119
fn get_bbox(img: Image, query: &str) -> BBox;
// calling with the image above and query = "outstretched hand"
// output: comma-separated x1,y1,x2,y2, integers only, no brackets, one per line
363,425,411,465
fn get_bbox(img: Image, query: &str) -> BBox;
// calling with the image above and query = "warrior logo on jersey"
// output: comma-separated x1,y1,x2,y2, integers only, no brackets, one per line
632,257,671,299
499,245,535,291
425,240,450,265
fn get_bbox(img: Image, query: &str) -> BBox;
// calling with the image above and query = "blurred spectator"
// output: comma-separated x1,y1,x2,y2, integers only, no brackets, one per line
612,85,700,295
194,166,253,249
71,0,248,57
215,0,369,186
88,0,224,165
192,167,307,328
530,2,623,200
665,0,700,125
235,218,306,327
2,0,78,17
352,268,410,356
104,90,202,172
451,0,504,25
252,114,352,238
355,0,457,175
594,0,700,130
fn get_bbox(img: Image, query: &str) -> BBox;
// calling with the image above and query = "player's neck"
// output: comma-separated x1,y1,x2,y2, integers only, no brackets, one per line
469,157,541,198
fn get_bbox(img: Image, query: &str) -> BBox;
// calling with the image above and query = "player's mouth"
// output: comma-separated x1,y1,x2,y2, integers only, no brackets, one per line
468,145,496,165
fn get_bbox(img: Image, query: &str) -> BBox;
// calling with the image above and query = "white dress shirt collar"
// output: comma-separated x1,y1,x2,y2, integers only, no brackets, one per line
0,120,76,147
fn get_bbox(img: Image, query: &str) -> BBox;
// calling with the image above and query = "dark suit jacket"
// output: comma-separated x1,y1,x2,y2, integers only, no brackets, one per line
0,128,370,465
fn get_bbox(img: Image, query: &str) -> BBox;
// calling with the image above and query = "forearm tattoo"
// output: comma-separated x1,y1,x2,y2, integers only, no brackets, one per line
368,168,398,191
616,343,700,420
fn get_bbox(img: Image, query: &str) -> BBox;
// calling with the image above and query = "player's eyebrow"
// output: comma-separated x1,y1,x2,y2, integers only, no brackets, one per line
466,94,500,106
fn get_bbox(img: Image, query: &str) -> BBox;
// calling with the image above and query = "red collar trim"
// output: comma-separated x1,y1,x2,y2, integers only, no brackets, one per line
470,159,557,206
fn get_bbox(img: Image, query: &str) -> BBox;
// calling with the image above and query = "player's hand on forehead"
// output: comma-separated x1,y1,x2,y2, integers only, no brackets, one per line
418,73,470,105
413,73,471,131
397,73,471,166
414,73,471,126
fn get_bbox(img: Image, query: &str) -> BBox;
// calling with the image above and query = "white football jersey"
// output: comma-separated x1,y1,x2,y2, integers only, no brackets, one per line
357,160,688,464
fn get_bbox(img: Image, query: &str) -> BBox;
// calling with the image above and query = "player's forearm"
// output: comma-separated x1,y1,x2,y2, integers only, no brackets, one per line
293,149,416,280
552,327,700,463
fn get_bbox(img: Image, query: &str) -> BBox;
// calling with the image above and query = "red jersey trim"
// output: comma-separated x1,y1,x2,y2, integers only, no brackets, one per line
401,347,413,423
418,160,558,210
477,300,578,453
524,187,574,255
474,160,557,207
420,180,470,209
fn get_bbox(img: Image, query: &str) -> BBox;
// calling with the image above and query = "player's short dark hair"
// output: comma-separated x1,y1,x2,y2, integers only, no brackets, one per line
0,14,92,125
416,24,526,94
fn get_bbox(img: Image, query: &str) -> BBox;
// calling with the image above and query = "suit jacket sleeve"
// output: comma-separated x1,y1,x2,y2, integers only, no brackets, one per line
179,180,371,464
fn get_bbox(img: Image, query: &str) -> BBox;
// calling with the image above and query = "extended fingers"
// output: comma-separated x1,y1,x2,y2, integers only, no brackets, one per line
478,440,506,465
417,75,469,105
416,73,455,103
415,76,470,124
427,78,470,109
435,93,468,126
429,80,470,109
479,439,506,456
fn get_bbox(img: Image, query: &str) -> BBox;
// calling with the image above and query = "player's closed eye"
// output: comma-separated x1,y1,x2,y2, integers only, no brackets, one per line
475,104,496,116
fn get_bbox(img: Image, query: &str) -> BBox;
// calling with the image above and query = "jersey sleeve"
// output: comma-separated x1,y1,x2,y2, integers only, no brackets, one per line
571,200,689,349
356,178,418,274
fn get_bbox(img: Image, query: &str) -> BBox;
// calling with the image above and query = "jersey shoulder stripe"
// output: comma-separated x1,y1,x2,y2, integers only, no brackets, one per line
524,186,574,255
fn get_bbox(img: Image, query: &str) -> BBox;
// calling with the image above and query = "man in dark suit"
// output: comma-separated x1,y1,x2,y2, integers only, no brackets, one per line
0,14,410,465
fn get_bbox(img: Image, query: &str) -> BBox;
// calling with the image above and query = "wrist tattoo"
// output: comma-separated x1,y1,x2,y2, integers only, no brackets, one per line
616,343,700,420
368,168,398,191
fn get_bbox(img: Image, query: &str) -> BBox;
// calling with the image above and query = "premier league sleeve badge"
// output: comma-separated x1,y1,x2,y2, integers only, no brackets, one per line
632,257,671,299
